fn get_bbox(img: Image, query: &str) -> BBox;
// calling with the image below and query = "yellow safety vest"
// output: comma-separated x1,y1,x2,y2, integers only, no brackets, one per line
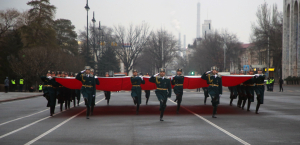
39,85,43,90
266,80,270,84
20,79,24,85
11,80,16,84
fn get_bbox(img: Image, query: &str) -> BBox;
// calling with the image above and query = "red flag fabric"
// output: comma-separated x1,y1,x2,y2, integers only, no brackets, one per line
222,75,254,87
97,77,123,91
55,77,82,89
185,76,209,89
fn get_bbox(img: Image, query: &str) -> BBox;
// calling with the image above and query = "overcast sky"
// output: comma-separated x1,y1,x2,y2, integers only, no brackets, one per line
1,0,283,46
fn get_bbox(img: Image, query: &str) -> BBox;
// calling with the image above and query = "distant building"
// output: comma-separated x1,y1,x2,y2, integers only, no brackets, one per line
202,20,212,39
282,0,300,79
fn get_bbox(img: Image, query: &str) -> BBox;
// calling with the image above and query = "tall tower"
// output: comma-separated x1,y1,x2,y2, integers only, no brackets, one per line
178,33,181,49
197,2,200,38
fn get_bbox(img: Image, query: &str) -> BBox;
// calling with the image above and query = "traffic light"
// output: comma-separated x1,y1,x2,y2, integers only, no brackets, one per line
191,71,194,75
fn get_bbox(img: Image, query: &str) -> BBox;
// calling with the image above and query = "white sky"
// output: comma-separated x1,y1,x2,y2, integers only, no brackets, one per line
0,0,283,46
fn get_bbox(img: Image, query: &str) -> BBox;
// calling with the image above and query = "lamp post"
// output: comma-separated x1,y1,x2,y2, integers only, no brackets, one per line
92,11,96,73
84,0,90,65
223,43,227,72
267,37,269,78
98,21,101,58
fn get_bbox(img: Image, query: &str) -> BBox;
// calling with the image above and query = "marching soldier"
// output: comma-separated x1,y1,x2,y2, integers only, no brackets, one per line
104,72,111,105
171,68,184,114
74,73,81,106
228,86,237,106
144,73,151,105
56,71,65,112
149,68,172,121
236,83,244,108
201,66,222,118
69,72,77,107
131,69,145,114
64,72,72,110
41,70,57,116
254,68,265,114
76,66,96,119
202,87,209,104
90,69,99,115
242,70,255,111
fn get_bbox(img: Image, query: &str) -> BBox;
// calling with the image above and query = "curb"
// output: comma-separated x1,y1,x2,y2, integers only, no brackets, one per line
0,94,43,103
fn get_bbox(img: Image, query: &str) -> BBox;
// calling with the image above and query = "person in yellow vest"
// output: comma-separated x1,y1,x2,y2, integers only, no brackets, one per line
266,78,270,91
39,83,43,92
11,78,16,92
270,77,274,92
19,78,24,92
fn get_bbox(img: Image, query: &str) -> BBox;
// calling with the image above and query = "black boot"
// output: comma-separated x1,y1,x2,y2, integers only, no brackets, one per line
204,96,207,104
255,103,260,114
107,99,110,105
242,100,246,110
136,103,140,115
146,97,149,105
247,101,251,111
91,105,94,116
160,111,164,121
60,103,63,112
86,106,90,119
229,99,233,106
212,106,217,118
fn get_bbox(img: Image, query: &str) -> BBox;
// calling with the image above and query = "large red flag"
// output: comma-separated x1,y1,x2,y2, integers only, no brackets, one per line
222,75,254,87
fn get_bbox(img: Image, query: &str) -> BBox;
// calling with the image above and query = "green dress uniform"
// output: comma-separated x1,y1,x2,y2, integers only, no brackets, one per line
75,89,81,106
76,72,96,119
131,76,145,114
236,84,244,108
149,74,172,121
254,74,265,114
91,77,99,115
243,77,255,111
41,76,57,116
171,75,184,113
202,87,209,104
201,72,222,118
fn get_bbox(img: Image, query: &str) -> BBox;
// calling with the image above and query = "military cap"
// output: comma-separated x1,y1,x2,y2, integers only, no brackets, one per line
133,69,138,72
177,68,182,72
74,73,78,76
51,71,56,74
85,66,91,70
211,66,218,71
64,72,69,75
61,71,65,74
70,72,74,75
90,68,94,72
105,72,109,75
146,73,149,75
47,70,51,74
249,68,254,72
159,68,166,72
56,71,60,74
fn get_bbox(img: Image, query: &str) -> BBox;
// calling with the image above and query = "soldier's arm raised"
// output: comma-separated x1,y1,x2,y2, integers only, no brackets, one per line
219,77,222,95
75,72,82,81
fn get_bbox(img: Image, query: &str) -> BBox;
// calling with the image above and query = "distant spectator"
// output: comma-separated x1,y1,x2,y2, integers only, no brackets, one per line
19,78,24,92
279,77,283,92
11,78,16,92
29,86,34,92
4,77,9,93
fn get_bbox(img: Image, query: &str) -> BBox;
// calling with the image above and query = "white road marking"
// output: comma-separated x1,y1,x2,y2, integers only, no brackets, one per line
24,98,105,145
0,95,102,139
168,99,251,145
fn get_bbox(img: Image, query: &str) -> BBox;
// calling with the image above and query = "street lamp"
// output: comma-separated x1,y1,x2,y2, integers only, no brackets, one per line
84,0,90,65
92,11,96,73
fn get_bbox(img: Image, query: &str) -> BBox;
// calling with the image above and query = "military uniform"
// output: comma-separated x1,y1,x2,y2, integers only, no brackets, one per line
254,71,265,114
74,73,81,106
41,70,57,116
76,66,96,119
144,73,151,105
90,69,99,115
104,72,111,105
202,87,209,104
241,77,255,111
171,68,184,114
149,68,172,121
201,66,222,118
131,70,145,114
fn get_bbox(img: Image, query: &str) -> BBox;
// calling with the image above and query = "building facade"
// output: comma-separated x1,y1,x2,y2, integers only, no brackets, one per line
202,20,212,39
283,0,300,79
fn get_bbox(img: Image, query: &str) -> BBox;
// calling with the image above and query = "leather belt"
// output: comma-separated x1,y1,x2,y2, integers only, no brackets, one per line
175,84,183,86
44,85,52,87
82,85,93,87
247,84,255,86
132,85,140,87
256,84,264,86
209,84,219,87
157,88,167,90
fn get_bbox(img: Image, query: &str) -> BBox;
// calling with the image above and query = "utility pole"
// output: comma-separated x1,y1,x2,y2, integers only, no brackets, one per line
267,37,270,78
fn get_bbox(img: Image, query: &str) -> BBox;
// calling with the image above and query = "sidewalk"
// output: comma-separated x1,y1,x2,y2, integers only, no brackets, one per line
0,92,43,103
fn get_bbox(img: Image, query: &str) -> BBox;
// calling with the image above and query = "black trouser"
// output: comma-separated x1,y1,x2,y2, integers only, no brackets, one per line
279,85,283,92
211,95,219,115
5,86,8,93
203,89,209,103
160,100,167,118
176,93,183,112
19,85,23,92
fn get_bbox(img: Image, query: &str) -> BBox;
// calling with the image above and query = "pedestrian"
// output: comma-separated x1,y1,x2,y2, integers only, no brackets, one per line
279,77,283,92
41,70,57,116
266,78,270,91
270,77,275,92
149,68,172,121
19,77,24,92
39,83,43,92
144,73,151,105
131,69,145,114
201,66,222,118
90,69,99,115
254,68,265,114
172,68,184,114
11,78,16,92
76,66,96,119
4,77,9,93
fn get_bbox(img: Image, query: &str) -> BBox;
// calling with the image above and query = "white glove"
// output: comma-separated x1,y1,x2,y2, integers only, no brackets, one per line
154,73,159,77
140,76,143,80
219,94,222,97
93,95,95,97
95,76,98,78
206,71,211,74
81,70,86,73
47,76,52,80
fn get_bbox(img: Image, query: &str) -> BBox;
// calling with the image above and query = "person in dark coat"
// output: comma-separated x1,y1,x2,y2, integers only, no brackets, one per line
201,66,222,118
90,69,99,115
131,69,145,114
149,68,172,121
4,77,9,93
41,70,57,116
254,68,265,114
279,77,283,92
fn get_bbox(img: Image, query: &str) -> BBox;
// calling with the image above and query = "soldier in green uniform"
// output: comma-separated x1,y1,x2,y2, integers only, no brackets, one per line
90,69,99,115
56,71,65,112
201,66,222,118
144,73,151,105
236,83,244,108
202,87,209,104
74,73,81,106
254,68,265,114
76,66,96,119
41,70,57,116
64,72,72,110
149,68,172,121
241,70,255,111
171,68,184,114
131,69,145,114
69,72,76,107
104,72,111,105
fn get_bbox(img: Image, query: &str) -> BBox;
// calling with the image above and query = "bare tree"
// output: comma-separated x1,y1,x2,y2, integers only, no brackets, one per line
0,9,20,37
113,23,150,75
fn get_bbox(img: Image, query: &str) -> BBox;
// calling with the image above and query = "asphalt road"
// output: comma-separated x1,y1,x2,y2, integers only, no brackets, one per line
0,85,299,145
